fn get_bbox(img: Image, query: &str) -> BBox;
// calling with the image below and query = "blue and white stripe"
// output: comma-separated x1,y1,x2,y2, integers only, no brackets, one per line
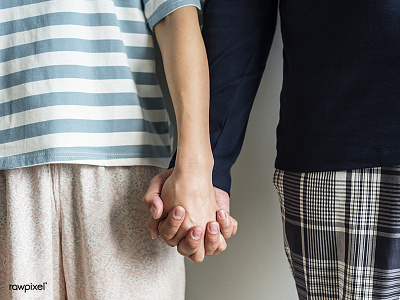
0,0,200,170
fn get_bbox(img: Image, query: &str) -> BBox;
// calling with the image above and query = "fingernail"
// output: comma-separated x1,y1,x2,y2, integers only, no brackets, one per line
192,228,202,240
150,205,156,219
151,233,157,239
218,210,227,220
174,207,184,220
208,222,219,234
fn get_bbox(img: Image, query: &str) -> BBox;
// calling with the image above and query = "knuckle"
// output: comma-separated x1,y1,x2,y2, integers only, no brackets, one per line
163,238,178,247
177,245,192,257
206,237,218,247
177,249,186,256
219,242,227,252
211,241,219,248
205,243,218,254
219,221,230,231
222,231,232,239
191,256,204,263
222,218,231,227
160,232,175,242
205,250,214,256
194,257,204,263
220,228,228,235
159,227,178,242
187,239,200,250
221,225,231,233
186,243,197,251
177,247,186,256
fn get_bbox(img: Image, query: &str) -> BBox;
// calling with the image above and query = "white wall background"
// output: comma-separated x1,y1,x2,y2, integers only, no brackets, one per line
156,24,299,300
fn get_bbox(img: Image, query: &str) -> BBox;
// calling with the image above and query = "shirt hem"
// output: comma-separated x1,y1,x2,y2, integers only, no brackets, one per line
275,148,400,173
147,0,201,30
0,156,171,171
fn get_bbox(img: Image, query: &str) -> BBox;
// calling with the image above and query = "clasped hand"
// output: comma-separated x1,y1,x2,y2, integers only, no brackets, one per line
142,168,238,262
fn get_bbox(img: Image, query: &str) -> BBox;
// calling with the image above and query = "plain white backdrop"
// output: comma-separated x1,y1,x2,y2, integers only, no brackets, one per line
156,22,299,300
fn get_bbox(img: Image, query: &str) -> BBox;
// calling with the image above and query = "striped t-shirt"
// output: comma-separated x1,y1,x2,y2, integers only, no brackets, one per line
0,0,201,170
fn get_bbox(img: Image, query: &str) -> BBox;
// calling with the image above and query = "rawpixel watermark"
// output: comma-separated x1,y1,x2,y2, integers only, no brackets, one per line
9,282,47,293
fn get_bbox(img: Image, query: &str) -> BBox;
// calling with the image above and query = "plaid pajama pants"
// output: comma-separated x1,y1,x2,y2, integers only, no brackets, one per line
274,166,400,300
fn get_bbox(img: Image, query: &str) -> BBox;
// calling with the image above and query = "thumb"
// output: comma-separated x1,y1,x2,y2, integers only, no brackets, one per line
142,168,174,219
149,195,164,220
213,186,230,213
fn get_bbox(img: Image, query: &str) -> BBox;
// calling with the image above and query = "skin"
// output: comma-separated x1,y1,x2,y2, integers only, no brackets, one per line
143,169,238,261
142,6,233,262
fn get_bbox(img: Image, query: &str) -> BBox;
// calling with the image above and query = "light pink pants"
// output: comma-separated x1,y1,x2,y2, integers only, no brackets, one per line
0,164,185,300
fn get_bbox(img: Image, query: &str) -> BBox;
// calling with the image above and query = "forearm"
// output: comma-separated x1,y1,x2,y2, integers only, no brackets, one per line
202,0,278,193
154,6,212,171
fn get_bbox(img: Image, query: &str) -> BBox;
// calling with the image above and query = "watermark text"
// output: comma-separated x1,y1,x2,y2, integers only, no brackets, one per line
9,282,47,293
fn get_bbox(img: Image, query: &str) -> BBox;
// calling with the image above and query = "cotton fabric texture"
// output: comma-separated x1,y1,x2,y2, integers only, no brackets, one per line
0,165,185,300
0,0,200,170
0,1,203,298
274,167,400,300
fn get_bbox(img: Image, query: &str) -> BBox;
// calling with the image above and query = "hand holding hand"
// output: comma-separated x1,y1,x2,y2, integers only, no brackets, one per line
144,165,218,262
163,187,237,258
142,168,238,261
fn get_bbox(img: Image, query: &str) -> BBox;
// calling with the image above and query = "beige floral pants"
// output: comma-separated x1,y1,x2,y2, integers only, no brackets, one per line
0,164,185,300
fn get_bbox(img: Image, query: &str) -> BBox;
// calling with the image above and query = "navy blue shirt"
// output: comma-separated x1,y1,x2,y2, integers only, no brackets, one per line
171,0,400,195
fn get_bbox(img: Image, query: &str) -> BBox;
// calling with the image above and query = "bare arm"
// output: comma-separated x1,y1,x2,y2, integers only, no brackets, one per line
150,6,218,262
155,6,212,170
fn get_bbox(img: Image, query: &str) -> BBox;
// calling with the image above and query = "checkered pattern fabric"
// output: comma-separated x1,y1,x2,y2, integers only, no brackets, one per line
274,166,400,299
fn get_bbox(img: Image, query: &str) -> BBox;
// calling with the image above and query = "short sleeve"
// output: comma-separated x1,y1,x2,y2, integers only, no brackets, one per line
144,0,202,30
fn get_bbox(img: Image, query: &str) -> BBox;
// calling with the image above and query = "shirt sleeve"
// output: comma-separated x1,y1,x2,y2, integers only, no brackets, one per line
144,0,202,30
169,0,279,195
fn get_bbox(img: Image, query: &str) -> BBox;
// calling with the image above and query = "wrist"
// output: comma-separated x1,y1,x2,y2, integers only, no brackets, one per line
174,149,214,172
